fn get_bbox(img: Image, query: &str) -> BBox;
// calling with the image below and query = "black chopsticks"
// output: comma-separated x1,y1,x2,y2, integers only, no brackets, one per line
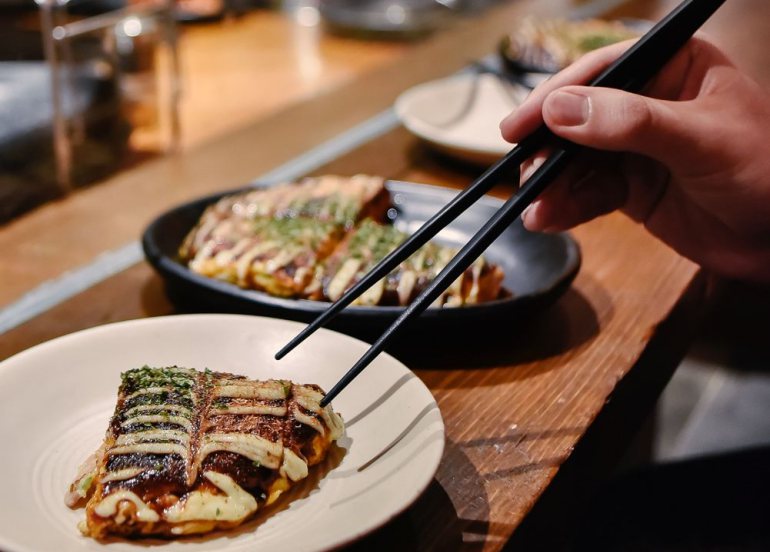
276,0,728,407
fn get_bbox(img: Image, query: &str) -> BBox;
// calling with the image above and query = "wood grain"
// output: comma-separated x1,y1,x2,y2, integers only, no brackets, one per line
176,9,408,149
0,121,701,550
3,0,770,549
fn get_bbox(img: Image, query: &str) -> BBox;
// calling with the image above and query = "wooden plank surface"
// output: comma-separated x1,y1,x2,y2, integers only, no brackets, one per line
0,123,700,549
176,9,409,149
3,0,770,549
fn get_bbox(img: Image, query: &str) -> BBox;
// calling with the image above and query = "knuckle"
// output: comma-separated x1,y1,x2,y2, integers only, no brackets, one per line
618,96,655,139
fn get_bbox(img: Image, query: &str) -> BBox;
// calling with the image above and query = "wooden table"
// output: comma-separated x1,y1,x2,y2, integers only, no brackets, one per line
2,0,769,549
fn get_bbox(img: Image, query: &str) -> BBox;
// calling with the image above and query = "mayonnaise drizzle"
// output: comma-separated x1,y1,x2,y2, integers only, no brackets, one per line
215,383,286,401
327,258,360,302
93,490,160,522
123,404,193,418
215,405,287,417
101,467,147,483
109,442,189,458
164,471,257,523
321,407,345,440
123,386,174,401
198,433,282,469
115,429,190,446
292,405,324,435
280,449,308,482
121,415,193,432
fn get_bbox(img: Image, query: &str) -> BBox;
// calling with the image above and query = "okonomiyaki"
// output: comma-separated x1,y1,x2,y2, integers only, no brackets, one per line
179,175,505,305
179,174,390,261
316,219,504,306
66,366,344,539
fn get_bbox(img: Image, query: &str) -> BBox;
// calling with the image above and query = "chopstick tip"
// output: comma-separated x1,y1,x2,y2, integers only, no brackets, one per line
276,321,323,361
276,331,310,360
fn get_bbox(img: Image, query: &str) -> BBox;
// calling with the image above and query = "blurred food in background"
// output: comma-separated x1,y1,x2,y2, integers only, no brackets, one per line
500,17,643,74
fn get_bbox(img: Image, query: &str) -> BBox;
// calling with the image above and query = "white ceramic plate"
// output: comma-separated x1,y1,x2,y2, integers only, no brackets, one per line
395,72,528,165
0,315,444,552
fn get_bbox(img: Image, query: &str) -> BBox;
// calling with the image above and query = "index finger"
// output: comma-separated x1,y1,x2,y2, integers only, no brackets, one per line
499,40,637,143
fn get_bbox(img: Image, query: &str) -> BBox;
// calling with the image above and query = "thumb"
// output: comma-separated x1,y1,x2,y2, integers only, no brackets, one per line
542,86,710,167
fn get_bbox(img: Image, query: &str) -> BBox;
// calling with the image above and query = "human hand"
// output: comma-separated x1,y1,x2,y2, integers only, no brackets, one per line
500,37,770,282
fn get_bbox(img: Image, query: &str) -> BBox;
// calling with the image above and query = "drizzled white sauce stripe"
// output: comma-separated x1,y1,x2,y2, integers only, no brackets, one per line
214,405,287,417
115,429,190,446
292,405,324,435
198,433,282,469
123,404,193,418
293,385,323,403
294,395,322,414
93,490,160,522
280,449,309,482
101,467,147,483
121,415,194,432
215,384,287,401
164,471,258,524
109,442,189,458
320,407,345,440
124,387,174,401
124,385,195,402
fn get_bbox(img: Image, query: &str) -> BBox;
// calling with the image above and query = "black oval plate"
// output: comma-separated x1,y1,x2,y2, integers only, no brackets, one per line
142,180,581,340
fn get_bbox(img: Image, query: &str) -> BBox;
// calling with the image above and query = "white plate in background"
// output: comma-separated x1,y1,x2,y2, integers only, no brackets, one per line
0,314,444,552
395,72,528,165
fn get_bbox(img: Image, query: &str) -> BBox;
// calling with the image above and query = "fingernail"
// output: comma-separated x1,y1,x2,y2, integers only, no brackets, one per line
521,158,541,182
521,201,540,226
499,113,518,136
547,91,589,127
